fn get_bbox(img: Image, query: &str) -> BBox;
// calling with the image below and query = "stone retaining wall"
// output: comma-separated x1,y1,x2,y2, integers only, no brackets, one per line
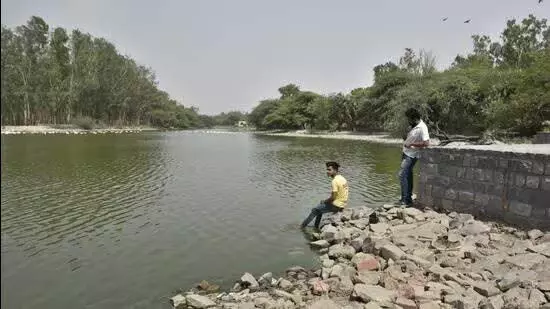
534,132,550,144
417,146,550,230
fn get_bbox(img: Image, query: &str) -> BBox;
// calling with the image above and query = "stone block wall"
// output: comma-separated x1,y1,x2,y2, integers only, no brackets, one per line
417,146,550,230
534,132,550,144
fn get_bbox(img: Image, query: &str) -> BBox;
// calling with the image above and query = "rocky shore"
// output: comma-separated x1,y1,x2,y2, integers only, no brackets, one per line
171,204,550,309
1,125,156,135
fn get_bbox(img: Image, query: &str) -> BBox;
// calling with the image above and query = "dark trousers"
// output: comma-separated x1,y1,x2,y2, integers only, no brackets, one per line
398,153,418,205
301,202,342,229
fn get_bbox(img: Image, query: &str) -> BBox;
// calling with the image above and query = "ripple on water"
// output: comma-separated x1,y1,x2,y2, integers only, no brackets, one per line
1,132,402,309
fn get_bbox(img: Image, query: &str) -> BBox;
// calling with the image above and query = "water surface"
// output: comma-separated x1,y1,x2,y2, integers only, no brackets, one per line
1,131,401,309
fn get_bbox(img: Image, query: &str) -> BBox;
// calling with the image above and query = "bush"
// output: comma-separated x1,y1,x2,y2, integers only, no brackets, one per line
72,116,95,130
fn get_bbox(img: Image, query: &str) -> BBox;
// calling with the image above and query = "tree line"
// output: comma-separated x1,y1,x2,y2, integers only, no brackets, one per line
1,16,209,129
249,15,550,138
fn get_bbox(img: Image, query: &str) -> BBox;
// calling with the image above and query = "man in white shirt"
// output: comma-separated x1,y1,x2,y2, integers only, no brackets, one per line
399,108,430,206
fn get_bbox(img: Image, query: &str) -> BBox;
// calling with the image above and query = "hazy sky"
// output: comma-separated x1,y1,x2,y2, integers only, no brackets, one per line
1,0,548,114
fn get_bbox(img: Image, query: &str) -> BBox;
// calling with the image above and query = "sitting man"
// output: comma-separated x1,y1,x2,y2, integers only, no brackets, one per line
301,161,348,230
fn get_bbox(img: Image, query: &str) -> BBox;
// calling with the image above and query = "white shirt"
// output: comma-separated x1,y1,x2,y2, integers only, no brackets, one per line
403,120,430,158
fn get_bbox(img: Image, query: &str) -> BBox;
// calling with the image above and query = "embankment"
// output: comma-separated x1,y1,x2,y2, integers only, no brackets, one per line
1,125,157,135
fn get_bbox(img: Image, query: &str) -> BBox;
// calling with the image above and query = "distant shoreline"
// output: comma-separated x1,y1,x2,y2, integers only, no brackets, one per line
256,130,404,145
1,125,158,135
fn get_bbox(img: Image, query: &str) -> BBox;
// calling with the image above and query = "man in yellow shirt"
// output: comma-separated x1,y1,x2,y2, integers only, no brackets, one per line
301,161,349,230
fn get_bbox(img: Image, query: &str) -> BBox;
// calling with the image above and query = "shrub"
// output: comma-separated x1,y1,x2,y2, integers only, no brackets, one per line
72,116,95,130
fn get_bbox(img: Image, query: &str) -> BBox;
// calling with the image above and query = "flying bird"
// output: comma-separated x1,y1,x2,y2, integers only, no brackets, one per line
442,17,448,21
464,19,471,23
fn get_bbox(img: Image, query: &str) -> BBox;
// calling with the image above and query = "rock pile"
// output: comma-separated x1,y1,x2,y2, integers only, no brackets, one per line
171,204,550,309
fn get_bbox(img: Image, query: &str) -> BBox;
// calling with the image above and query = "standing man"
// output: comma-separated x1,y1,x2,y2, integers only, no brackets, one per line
399,107,430,206
301,162,348,230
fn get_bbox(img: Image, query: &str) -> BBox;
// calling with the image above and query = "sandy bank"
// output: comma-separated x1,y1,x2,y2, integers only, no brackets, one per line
257,131,404,145
1,125,157,135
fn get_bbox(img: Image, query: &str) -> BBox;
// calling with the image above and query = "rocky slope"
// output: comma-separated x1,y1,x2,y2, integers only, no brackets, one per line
170,204,550,309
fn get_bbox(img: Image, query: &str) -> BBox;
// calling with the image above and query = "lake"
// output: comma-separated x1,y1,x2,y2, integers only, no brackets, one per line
1,131,402,309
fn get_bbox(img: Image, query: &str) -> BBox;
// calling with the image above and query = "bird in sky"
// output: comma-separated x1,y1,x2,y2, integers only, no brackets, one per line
442,17,448,21
464,19,471,23
539,0,543,4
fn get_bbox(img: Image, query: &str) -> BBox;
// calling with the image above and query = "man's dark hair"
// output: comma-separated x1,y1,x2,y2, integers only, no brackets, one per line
326,161,340,170
405,107,421,121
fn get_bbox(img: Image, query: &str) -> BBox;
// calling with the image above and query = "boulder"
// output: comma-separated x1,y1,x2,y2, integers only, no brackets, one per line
186,294,216,309
170,294,187,309
240,273,259,290
528,288,546,305
278,279,293,291
258,272,273,286
370,223,389,234
330,263,355,279
528,242,550,257
527,229,544,240
352,284,397,304
352,253,380,272
474,282,501,297
321,225,339,242
459,220,491,236
353,271,381,285
328,244,356,259
394,297,417,309
380,244,405,261
479,295,504,309
311,240,331,249
254,298,275,309
350,236,366,252
505,253,546,269
309,279,330,295
308,299,342,309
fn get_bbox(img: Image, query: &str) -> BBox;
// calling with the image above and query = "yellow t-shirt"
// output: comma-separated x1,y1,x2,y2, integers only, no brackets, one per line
331,174,349,208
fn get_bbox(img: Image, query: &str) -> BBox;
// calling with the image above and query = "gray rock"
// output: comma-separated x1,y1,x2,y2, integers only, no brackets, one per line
272,289,301,305
186,294,216,309
363,302,383,309
402,253,432,269
330,263,355,279
322,258,335,268
418,302,442,309
380,244,405,261
400,207,424,220
352,207,373,220
349,218,370,230
254,298,275,309
350,236,366,252
352,284,397,304
320,225,339,242
170,294,187,309
528,229,544,240
440,257,460,268
238,302,255,309
474,282,501,297
528,242,550,257
459,220,491,236
353,271,381,285
479,295,504,309
310,240,330,249
258,272,273,286
505,253,546,269
449,213,474,228
240,273,259,290
528,288,546,305
307,299,342,309
370,223,389,234
278,279,293,290
328,244,356,259
538,281,550,292
502,287,530,309
497,273,522,292
394,297,417,309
